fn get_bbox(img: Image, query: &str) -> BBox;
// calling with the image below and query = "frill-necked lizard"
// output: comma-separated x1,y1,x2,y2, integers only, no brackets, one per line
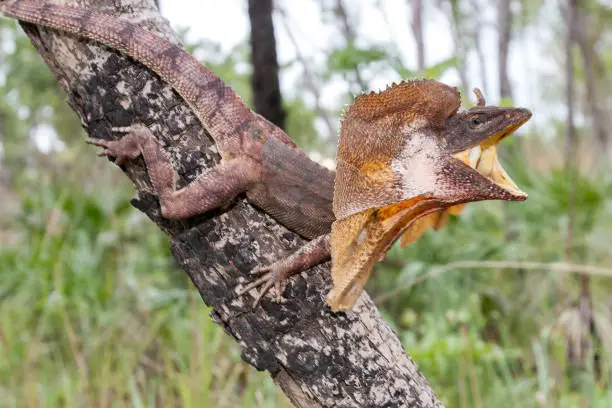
327,81,530,309
1,1,531,311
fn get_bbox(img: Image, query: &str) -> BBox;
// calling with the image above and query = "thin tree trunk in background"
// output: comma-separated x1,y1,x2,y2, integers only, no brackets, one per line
572,0,599,374
471,0,489,96
498,0,513,99
447,0,469,92
564,1,576,170
409,0,425,72
276,5,335,138
574,4,609,159
248,0,286,129
333,0,367,89
564,0,593,370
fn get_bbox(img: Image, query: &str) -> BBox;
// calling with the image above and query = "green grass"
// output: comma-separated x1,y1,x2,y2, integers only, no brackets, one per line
1,158,611,407
0,170,291,408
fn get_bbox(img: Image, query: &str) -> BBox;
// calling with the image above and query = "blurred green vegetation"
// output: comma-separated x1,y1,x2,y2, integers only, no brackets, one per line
1,1,612,407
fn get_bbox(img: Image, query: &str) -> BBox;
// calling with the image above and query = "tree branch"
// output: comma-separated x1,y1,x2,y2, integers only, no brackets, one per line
16,0,442,406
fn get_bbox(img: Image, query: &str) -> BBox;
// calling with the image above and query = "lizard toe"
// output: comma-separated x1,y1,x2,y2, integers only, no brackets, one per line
250,265,271,275
86,137,109,148
252,280,276,308
236,264,291,307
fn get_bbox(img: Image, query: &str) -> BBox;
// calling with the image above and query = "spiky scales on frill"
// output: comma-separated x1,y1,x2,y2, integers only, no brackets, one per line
328,80,530,310
333,80,461,220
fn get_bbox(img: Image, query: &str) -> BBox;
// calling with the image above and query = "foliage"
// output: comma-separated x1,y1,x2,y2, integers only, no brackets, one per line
0,169,291,407
327,43,387,73
370,160,612,406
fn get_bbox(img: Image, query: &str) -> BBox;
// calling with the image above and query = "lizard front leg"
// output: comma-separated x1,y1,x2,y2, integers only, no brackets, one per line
236,234,331,306
87,125,262,219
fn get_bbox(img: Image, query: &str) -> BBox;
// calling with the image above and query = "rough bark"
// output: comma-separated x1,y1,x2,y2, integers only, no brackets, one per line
248,0,286,130
15,0,443,406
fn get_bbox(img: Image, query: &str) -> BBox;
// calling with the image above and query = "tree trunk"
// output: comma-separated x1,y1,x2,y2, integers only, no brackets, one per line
447,0,469,93
333,0,367,89
248,0,286,130
564,0,577,169
573,3,609,159
564,0,595,372
409,0,425,72
471,0,488,96
497,0,513,100
276,4,336,138
14,0,443,406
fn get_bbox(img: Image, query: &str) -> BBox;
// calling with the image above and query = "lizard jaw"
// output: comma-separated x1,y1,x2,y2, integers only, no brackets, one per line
452,118,529,200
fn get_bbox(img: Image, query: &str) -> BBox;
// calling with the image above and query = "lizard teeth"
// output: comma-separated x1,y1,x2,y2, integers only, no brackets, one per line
468,145,482,168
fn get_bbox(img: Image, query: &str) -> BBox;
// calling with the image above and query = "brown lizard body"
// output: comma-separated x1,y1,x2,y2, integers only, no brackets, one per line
1,1,531,311
0,0,334,240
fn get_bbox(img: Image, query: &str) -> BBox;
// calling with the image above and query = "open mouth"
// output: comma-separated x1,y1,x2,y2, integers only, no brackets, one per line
452,121,528,199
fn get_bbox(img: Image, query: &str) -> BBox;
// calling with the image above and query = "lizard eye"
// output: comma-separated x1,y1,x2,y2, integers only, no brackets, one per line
470,116,484,127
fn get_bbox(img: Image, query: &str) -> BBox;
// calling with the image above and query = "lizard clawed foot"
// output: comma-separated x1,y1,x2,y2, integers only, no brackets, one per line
236,262,293,308
86,126,146,166
236,235,331,308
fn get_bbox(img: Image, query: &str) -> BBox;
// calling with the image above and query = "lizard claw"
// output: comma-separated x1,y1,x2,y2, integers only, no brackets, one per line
86,131,142,165
236,262,291,307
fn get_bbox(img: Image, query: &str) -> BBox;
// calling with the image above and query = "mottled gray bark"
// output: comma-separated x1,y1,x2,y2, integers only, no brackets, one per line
16,0,443,406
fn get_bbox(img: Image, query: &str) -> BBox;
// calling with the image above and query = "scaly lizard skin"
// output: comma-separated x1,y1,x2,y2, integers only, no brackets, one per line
245,81,531,310
0,0,336,307
0,0,334,240
1,1,531,311
327,81,530,309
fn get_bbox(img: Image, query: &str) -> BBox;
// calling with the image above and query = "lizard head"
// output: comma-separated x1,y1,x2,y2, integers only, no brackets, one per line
328,80,531,311
440,88,531,202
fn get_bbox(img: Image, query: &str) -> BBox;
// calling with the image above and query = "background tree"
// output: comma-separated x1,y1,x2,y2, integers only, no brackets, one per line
248,0,286,129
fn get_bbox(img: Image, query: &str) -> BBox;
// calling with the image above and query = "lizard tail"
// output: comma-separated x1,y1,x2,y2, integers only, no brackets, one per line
0,1,295,149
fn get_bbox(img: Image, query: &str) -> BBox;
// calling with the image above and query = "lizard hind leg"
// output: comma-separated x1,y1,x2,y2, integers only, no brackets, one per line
236,234,331,307
87,124,176,194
